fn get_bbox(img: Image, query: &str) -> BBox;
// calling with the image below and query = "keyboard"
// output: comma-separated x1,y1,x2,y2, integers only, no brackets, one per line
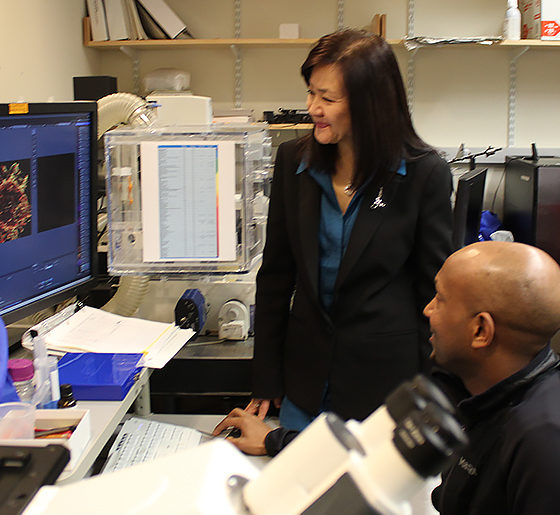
103,417,204,473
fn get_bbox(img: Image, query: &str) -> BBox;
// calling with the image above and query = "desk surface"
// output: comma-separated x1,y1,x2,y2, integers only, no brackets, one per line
174,335,253,360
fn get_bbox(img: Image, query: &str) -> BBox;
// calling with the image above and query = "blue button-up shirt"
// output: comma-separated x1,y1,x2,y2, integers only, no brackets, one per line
296,160,406,311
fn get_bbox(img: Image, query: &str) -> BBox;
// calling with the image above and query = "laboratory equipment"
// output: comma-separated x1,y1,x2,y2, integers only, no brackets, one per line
452,168,487,250
503,154,560,263
7,359,34,402
0,102,98,325
0,444,69,515
96,97,267,340
104,124,271,275
24,375,467,514
57,384,77,409
30,330,58,409
0,402,35,439
146,92,212,126
174,288,206,334
217,299,250,340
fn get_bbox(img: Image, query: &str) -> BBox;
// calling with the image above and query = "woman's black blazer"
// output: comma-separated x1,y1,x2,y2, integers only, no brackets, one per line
253,138,454,421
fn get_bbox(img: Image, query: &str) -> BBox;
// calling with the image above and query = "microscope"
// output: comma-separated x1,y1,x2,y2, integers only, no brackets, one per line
25,375,467,514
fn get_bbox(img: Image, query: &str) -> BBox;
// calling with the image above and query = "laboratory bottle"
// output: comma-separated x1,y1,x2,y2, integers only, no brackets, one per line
48,356,61,407
504,0,521,40
58,383,77,408
30,329,57,408
7,358,34,402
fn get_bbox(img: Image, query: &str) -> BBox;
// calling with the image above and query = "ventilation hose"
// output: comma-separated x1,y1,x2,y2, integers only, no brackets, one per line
98,93,156,317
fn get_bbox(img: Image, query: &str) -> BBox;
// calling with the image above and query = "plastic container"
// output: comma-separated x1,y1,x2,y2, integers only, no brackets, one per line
30,330,57,409
0,402,35,439
104,124,272,276
7,359,34,403
48,356,61,407
504,0,521,40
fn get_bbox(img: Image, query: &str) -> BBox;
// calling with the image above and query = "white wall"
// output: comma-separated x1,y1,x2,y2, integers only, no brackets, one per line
1,0,555,216
0,0,100,102
96,0,560,155
1,1,558,152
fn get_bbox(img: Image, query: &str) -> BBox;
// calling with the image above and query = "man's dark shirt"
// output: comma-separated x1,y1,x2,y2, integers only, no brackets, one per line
431,345,560,515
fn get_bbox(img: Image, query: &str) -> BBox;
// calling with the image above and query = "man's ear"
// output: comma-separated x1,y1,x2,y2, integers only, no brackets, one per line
471,312,495,349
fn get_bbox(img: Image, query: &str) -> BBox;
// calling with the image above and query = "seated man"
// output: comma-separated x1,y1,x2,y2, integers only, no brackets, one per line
214,241,560,514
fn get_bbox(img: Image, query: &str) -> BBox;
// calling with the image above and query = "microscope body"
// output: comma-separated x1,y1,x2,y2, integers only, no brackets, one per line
24,376,466,515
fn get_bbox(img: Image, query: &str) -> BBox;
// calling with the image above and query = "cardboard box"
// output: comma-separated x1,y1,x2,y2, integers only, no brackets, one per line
0,409,91,471
520,0,560,40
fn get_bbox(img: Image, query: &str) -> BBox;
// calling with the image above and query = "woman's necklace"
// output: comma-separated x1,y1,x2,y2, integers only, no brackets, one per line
343,184,353,196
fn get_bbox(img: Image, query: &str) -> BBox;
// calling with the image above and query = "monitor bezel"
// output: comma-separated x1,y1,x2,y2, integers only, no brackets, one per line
0,101,98,325
452,167,488,251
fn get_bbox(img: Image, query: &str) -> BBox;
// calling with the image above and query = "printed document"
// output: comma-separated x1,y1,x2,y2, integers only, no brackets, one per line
25,306,194,368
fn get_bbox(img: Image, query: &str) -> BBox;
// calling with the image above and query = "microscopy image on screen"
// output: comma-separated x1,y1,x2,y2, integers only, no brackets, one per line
0,159,32,243
37,153,76,232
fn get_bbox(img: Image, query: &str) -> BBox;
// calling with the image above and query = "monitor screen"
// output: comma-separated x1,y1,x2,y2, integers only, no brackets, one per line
452,167,487,250
0,102,98,324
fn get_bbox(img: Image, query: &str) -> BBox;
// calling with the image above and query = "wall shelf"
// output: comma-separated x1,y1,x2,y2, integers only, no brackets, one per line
84,37,560,51
84,38,402,50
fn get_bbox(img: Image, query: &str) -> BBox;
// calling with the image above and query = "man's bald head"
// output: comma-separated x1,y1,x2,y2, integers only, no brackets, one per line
444,241,560,348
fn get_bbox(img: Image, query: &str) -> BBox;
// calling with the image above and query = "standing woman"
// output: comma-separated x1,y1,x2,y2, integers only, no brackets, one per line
248,30,453,429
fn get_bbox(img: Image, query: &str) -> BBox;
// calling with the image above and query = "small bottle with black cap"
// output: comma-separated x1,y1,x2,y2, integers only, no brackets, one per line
58,384,77,408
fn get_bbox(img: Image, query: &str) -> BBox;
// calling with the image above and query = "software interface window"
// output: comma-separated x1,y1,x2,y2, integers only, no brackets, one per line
0,112,92,316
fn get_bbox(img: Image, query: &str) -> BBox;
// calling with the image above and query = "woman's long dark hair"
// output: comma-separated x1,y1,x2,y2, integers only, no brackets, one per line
300,30,432,189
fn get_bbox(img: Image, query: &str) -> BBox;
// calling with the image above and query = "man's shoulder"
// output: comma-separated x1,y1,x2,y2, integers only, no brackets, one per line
505,370,560,440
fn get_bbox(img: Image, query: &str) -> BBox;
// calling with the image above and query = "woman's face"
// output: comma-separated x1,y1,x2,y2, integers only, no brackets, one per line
306,64,352,147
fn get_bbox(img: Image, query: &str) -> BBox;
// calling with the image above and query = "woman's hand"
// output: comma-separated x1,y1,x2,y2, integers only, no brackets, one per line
212,408,273,456
245,397,282,419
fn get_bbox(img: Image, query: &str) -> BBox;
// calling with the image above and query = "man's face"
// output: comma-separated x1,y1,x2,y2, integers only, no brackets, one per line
423,262,473,372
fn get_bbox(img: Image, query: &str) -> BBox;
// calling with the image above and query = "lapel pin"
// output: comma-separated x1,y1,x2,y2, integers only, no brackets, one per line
370,187,386,209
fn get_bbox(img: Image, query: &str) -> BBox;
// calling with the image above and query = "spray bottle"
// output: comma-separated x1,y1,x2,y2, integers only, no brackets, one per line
504,0,521,40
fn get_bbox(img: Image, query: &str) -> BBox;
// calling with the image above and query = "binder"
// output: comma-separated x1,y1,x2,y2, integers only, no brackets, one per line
136,0,188,39
86,0,109,41
105,0,131,40
136,1,167,39
124,0,148,39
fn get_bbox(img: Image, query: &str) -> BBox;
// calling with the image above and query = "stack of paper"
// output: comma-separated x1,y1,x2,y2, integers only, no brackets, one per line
23,306,194,369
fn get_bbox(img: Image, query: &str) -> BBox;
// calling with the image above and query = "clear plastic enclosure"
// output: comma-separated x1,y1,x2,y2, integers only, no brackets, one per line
105,124,272,276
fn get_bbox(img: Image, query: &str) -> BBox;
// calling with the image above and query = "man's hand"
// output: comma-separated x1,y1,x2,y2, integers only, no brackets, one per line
212,408,273,456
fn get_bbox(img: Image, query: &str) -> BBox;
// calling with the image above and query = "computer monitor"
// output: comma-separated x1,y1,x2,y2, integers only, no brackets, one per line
452,167,487,250
0,102,98,324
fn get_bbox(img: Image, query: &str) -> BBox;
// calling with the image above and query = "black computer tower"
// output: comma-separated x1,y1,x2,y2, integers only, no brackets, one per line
503,157,560,262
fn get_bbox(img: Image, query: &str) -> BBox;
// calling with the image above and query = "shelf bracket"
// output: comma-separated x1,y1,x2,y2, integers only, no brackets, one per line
406,48,418,115
407,0,416,37
232,0,242,108
337,0,345,30
119,46,141,96
230,44,242,108
507,45,530,147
